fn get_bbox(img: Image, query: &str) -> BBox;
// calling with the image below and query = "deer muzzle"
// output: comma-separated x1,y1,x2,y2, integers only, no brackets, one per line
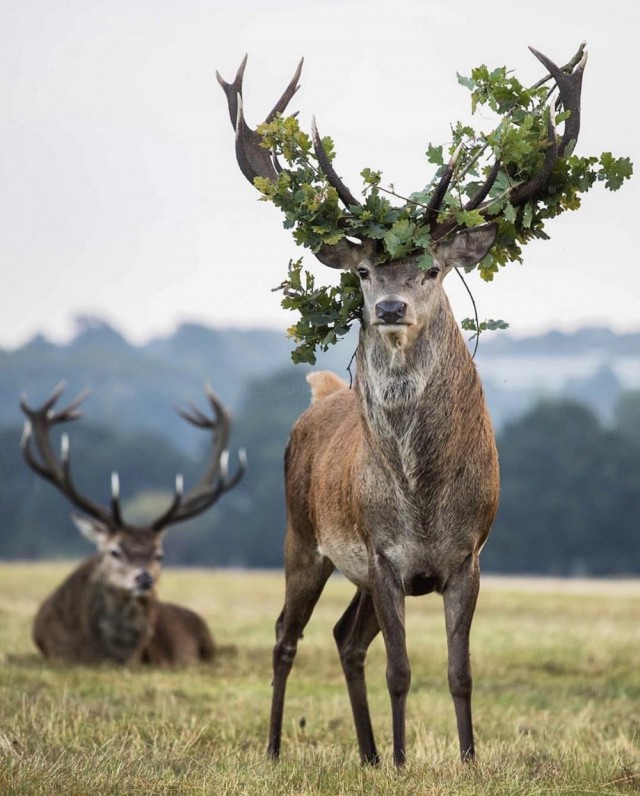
134,571,154,593
375,300,408,325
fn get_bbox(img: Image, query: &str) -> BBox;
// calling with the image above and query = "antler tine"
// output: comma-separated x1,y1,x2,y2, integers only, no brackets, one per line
20,384,114,525
218,56,304,186
425,143,463,229
224,447,248,492
110,472,123,525
430,157,503,242
175,401,212,429
463,159,502,212
311,116,361,210
529,45,587,157
152,386,245,531
54,387,92,422
265,58,304,123
150,474,184,533
216,53,248,129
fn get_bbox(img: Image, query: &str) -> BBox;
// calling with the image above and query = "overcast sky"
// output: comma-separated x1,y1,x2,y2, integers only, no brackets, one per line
1,0,638,349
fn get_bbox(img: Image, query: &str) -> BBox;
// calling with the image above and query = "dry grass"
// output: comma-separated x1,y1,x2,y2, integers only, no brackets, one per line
0,562,639,794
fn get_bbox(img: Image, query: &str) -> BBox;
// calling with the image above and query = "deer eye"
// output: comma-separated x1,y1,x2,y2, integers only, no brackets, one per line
426,267,440,279
155,552,164,562
110,548,122,559
356,267,370,280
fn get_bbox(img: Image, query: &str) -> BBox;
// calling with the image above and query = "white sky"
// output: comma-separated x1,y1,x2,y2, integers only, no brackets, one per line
1,0,639,349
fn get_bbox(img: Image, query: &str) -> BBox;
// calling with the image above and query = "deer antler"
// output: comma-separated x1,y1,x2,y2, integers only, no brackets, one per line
219,45,588,250
428,45,588,240
20,382,120,525
216,55,304,184
22,383,246,532
217,56,361,214
311,116,362,211
150,384,247,530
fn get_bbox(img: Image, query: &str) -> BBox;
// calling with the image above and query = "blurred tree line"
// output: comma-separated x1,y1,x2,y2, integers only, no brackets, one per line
2,365,639,576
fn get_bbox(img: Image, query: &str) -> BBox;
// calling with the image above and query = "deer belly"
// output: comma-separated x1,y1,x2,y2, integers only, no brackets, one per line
317,534,369,588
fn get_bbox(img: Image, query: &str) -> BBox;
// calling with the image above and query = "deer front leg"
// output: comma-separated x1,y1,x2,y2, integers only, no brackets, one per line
369,551,410,766
267,553,333,760
442,554,480,762
333,589,381,765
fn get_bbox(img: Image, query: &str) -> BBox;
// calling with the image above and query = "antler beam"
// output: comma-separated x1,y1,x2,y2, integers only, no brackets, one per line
216,56,303,184
427,45,587,241
150,384,247,530
20,383,117,524
21,383,246,532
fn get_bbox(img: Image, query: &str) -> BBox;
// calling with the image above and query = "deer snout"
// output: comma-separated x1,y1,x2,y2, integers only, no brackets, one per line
375,300,407,324
135,571,154,592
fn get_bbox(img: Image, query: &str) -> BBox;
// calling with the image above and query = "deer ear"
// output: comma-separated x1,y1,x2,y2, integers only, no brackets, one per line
314,238,367,270
71,514,111,546
435,223,498,271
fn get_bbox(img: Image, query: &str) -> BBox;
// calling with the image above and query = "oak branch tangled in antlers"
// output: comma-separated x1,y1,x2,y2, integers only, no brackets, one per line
218,44,632,364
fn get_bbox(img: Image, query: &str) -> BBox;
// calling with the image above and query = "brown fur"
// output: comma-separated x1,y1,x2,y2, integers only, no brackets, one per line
269,225,500,765
33,535,215,667
21,384,244,668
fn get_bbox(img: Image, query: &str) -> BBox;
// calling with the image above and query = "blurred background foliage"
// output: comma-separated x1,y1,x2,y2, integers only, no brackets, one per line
1,317,639,575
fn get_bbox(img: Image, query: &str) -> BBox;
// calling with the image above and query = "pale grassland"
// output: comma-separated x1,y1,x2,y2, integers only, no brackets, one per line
0,562,638,795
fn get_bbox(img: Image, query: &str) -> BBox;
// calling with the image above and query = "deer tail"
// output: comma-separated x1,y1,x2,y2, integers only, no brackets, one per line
306,371,349,404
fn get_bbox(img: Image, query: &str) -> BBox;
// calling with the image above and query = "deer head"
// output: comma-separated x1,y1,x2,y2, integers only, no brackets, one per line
20,383,246,596
306,227,497,351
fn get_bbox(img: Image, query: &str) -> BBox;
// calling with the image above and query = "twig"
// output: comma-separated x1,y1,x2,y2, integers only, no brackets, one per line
455,267,480,359
346,346,357,388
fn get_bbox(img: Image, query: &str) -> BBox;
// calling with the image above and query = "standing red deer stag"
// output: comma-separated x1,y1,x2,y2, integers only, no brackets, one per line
218,47,586,764
21,383,246,666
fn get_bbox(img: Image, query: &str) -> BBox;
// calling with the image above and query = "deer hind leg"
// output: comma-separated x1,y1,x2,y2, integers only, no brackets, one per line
333,589,381,765
443,554,480,762
370,552,410,766
267,552,334,760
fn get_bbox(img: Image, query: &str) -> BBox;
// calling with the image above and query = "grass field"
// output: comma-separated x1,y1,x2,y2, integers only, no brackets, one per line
0,563,638,795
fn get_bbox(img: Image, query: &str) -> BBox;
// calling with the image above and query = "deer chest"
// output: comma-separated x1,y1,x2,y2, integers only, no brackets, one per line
89,590,152,663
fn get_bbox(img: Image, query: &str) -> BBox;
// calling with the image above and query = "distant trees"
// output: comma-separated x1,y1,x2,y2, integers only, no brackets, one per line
2,369,639,576
1,423,191,559
483,396,640,575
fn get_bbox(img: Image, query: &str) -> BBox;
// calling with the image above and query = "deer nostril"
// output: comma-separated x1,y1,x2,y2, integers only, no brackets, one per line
375,300,407,324
135,571,154,591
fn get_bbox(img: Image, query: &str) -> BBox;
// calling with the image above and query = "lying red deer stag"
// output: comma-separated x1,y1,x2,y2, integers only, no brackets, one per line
218,46,586,764
21,383,246,666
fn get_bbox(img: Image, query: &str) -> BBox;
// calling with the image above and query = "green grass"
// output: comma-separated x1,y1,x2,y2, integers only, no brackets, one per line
0,563,638,794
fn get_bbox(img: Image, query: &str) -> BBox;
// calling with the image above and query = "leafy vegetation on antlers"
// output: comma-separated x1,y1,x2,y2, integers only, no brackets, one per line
256,49,632,364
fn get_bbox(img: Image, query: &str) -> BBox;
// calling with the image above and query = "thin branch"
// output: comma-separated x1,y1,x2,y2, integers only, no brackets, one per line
455,268,481,359
375,184,429,209
346,346,358,388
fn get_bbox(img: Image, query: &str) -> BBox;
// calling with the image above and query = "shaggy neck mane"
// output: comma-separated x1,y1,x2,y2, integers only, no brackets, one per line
354,296,486,489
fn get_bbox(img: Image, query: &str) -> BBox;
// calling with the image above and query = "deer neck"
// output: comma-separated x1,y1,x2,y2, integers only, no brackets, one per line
355,295,477,483
356,295,465,411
